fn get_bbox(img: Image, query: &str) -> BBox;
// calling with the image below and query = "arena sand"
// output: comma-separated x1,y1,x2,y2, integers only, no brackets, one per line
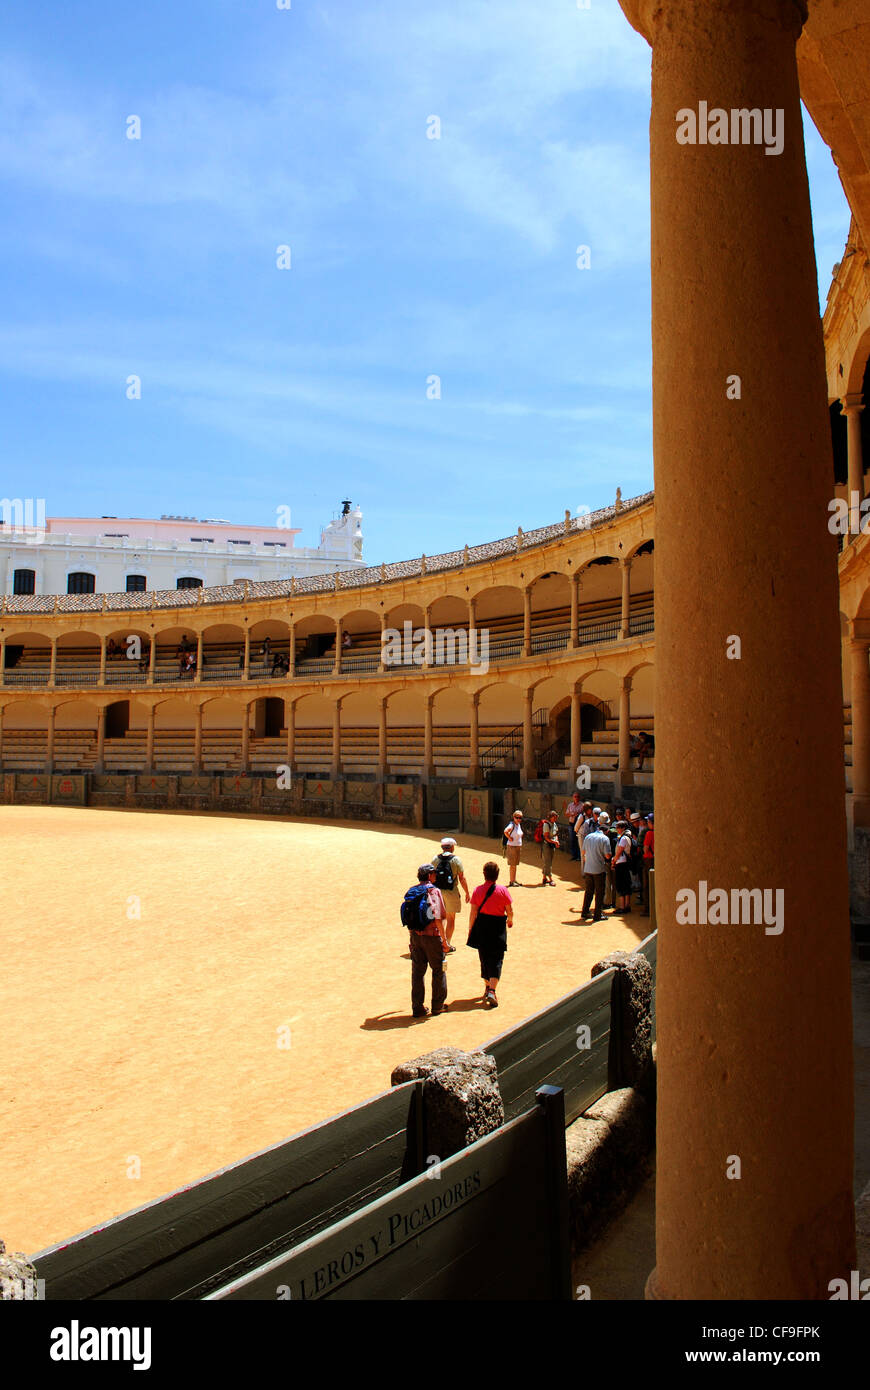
1,805,645,1254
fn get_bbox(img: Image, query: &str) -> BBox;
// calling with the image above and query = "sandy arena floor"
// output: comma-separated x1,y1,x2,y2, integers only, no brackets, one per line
1,805,645,1255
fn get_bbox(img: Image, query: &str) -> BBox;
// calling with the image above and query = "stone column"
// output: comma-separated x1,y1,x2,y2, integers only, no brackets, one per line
0,637,5,689
378,613,388,674
331,698,341,776
196,631,203,681
333,620,342,676
285,697,296,773
570,573,581,648
378,696,387,780
96,705,106,773
523,587,532,658
99,636,107,686
423,694,434,779
241,703,250,775
842,394,865,536
45,704,55,773
620,558,632,639
194,703,203,774
618,0,855,1299
49,638,57,688
468,597,478,662
148,633,156,685
522,688,534,784
617,676,632,783
421,605,431,671
289,624,296,676
243,629,250,682
570,689,582,778
468,691,481,784
145,704,155,772
850,638,870,829
0,704,5,770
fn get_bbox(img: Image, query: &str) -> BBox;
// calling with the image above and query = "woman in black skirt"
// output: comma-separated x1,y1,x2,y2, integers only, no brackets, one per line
467,860,514,1008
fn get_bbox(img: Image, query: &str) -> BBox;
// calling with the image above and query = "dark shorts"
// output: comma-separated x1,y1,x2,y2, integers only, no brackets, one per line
478,948,505,981
614,862,633,895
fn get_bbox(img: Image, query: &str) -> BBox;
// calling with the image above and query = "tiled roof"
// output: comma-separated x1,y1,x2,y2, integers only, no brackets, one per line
2,492,653,615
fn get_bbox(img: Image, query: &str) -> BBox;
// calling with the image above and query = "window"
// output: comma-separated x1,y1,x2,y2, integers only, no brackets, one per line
189,537,214,543
13,569,35,594
68,572,96,594
177,577,203,589
126,575,147,592
263,541,287,548
228,539,251,545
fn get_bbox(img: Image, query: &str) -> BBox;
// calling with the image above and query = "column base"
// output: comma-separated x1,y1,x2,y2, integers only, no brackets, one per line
644,1267,664,1300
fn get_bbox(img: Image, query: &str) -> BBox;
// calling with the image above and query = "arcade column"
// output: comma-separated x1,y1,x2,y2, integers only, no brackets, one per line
850,637,870,829
618,0,855,1298
842,394,865,539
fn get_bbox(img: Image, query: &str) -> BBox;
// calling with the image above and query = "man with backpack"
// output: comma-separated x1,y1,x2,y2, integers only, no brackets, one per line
401,864,449,1018
430,836,470,953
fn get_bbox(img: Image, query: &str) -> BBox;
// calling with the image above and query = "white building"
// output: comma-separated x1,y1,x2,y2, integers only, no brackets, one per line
0,501,364,596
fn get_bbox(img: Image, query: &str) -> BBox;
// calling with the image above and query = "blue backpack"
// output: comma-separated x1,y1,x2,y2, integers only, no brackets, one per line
401,883,432,932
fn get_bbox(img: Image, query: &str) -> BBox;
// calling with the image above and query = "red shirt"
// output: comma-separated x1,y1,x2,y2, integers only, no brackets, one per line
643,829,655,859
471,883,513,915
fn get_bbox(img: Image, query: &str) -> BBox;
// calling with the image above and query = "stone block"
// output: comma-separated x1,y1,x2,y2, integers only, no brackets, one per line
592,949,653,1094
391,1046,503,1160
565,1087,654,1254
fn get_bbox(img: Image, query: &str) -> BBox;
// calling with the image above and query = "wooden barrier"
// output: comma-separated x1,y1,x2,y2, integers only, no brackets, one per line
208,1086,571,1301
27,935,656,1302
484,969,615,1125
32,1080,424,1301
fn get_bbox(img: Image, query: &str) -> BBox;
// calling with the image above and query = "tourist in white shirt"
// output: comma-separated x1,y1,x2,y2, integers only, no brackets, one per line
502,810,524,887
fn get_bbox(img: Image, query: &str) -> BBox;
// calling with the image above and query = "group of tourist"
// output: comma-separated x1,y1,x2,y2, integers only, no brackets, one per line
402,801,654,1017
402,836,511,1015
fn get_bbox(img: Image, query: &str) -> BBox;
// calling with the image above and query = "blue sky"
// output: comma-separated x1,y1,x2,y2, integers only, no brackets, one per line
0,0,851,565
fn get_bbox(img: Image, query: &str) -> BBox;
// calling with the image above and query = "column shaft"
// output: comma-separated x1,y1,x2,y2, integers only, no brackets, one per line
332,700,341,775
468,694,481,783
49,639,57,688
523,590,532,658
850,640,870,827
618,678,632,776
145,706,155,772
194,705,203,774
522,690,534,782
423,697,433,777
378,699,387,779
46,705,56,773
843,400,864,530
621,0,855,1298
243,630,250,682
241,705,250,774
620,559,632,639
570,690,582,776
99,637,107,686
96,705,105,773
570,576,580,648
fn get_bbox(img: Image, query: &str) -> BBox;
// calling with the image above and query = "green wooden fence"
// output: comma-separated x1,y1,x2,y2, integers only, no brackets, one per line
207,1086,571,1302
33,1079,424,1301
